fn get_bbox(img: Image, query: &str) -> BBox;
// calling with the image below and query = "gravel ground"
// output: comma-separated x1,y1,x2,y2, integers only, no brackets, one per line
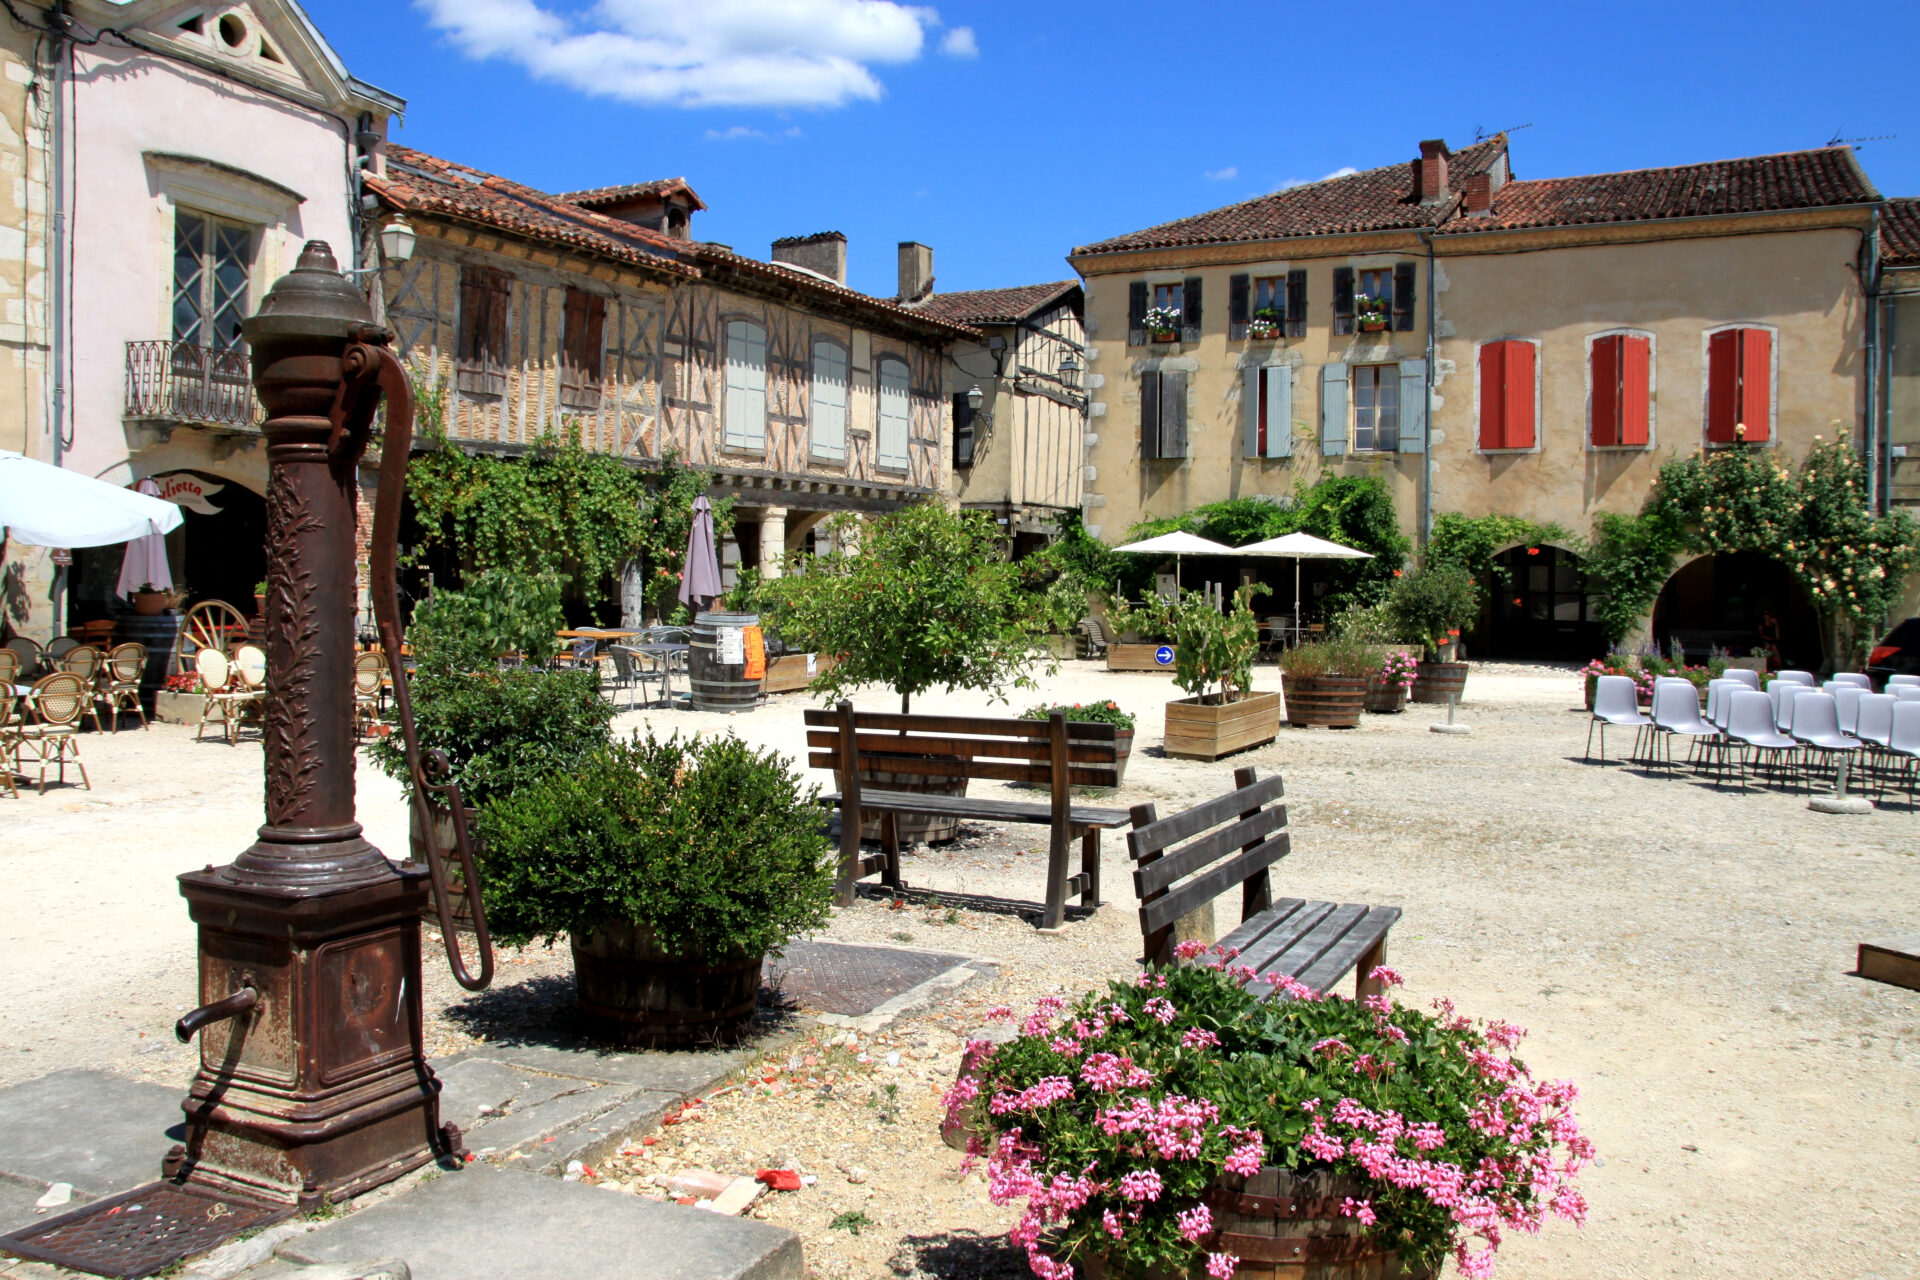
4,660,1918,1279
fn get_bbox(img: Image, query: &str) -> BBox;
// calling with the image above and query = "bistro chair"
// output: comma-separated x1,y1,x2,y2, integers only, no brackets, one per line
1650,678,1717,773
46,637,80,661
0,689,19,798
603,644,639,709
11,672,90,792
1883,702,1920,810
4,636,43,679
1787,692,1861,796
0,647,20,688
1725,690,1797,791
1832,672,1872,690
1774,669,1815,686
79,619,116,649
1074,615,1110,660
99,643,149,732
56,645,106,732
195,648,262,746
1585,675,1650,763
353,651,386,739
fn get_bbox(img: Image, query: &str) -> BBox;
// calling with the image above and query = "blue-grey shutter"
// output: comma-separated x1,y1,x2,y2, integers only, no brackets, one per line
1161,370,1188,457
1181,277,1203,344
1229,274,1250,342
1397,359,1427,454
1265,364,1293,458
1140,369,1161,459
1243,364,1261,458
1128,282,1148,347
1320,362,1349,456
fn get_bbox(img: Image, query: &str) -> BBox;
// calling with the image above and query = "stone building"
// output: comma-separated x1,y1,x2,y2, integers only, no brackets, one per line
1880,198,1920,609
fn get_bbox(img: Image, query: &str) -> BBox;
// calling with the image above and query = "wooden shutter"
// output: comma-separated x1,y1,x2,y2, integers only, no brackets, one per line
1706,330,1740,442
952,392,975,469
1319,362,1349,456
1479,343,1507,449
1504,341,1536,449
456,265,509,396
724,320,768,450
1182,277,1203,343
1738,327,1771,441
1265,364,1293,458
1590,335,1622,446
876,358,910,469
484,270,510,364
811,341,848,461
1229,273,1250,341
1140,369,1162,459
1243,365,1262,458
1332,267,1355,336
1397,358,1426,454
1285,269,1307,338
561,288,605,408
1128,281,1148,347
1161,369,1188,457
1393,262,1416,332
1619,334,1651,446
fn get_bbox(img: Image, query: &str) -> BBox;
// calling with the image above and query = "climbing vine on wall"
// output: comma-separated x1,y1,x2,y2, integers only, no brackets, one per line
1426,514,1574,590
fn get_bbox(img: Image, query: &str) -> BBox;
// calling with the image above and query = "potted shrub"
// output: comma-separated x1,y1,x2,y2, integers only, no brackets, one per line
131,583,176,616
1367,648,1419,713
1389,563,1481,704
479,732,833,1048
1103,595,1178,673
1276,636,1378,728
1021,700,1137,787
1144,305,1183,343
1356,293,1390,332
1329,602,1416,714
1247,307,1282,341
947,955,1590,1280
1163,586,1280,761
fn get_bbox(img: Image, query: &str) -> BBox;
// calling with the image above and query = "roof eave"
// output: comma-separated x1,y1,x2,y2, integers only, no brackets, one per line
1433,200,1884,241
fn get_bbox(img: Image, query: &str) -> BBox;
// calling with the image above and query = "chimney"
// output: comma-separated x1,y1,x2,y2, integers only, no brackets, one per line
897,241,934,303
1417,139,1451,205
1463,172,1494,216
771,231,847,286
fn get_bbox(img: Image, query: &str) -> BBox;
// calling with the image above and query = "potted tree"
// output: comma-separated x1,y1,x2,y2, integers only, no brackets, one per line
1389,563,1482,705
947,956,1591,1280
1163,586,1280,760
1103,594,1178,672
479,733,834,1048
1276,636,1378,728
1020,700,1137,787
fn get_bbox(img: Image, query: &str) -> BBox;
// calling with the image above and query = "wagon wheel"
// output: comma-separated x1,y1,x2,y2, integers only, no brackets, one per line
175,599,251,674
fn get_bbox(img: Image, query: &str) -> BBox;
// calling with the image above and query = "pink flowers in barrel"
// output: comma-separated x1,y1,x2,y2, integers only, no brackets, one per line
946,950,1589,1280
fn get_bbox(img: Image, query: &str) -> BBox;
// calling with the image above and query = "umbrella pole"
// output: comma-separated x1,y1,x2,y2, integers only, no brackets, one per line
1294,559,1301,640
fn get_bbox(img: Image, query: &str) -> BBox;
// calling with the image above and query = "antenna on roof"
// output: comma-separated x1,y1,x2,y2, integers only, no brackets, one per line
1824,130,1895,148
1472,122,1532,143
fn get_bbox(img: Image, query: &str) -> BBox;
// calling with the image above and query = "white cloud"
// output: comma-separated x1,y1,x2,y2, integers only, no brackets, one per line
705,125,766,140
939,26,977,57
1277,165,1360,190
416,0,944,108
1203,166,1238,181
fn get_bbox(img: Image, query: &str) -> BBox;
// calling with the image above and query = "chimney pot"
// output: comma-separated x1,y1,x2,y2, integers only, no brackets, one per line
1464,172,1494,216
1416,139,1451,205
897,241,934,303
770,231,847,286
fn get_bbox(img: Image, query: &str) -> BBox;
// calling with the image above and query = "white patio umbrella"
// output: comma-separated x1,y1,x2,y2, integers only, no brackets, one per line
1236,531,1374,633
0,451,182,548
1110,530,1238,593
114,477,175,600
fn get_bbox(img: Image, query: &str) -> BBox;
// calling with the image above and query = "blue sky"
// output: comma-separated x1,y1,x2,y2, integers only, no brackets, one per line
306,0,1920,299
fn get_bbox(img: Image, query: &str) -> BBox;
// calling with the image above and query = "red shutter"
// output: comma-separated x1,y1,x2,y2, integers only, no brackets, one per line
1707,329,1740,442
1619,335,1650,446
1590,336,1621,446
1502,341,1536,449
1737,327,1771,442
1479,342,1507,449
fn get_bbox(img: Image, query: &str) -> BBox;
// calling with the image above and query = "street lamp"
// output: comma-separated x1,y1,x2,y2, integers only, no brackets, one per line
378,214,416,265
967,383,984,412
1058,352,1081,388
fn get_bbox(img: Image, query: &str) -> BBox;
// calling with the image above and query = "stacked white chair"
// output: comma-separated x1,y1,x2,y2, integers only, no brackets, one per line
1833,685,1865,735
1650,678,1717,773
1788,691,1861,797
1886,674,1920,690
1723,668,1762,690
1775,670,1815,686
1833,672,1872,689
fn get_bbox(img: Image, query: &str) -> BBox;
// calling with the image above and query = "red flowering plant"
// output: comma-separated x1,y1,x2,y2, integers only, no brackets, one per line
948,951,1588,1280
163,671,206,695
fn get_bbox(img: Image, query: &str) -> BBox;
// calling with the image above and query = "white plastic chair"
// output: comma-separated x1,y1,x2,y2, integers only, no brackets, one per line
1894,686,1920,703
1775,670,1815,686
1725,690,1797,790
1789,691,1860,796
1651,679,1717,772
1586,675,1651,763
1723,668,1762,690
1833,672,1871,689
1832,685,1865,735
1886,674,1920,690
1882,701,1920,810
1772,683,1808,733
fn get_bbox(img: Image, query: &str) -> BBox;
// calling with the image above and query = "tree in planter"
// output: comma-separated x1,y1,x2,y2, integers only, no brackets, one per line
1388,562,1484,656
762,503,1048,713
1167,585,1268,705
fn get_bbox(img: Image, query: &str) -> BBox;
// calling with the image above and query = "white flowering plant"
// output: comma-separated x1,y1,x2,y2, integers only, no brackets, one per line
948,953,1589,1280
1143,306,1184,336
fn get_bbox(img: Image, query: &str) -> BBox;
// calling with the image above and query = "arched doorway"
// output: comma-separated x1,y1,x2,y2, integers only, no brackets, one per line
1651,551,1820,669
170,471,268,614
1481,544,1604,660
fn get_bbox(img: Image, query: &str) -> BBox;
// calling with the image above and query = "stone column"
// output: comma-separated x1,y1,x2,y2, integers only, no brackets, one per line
759,506,788,579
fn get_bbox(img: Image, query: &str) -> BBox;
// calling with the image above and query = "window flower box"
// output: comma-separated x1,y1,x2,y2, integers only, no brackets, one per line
1143,305,1183,343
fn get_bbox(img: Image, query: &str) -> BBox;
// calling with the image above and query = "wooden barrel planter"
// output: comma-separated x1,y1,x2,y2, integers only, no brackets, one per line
571,921,763,1049
840,752,968,844
1029,727,1134,792
112,612,183,707
1363,676,1408,714
1284,675,1367,728
1409,660,1469,705
689,611,763,712
1083,1166,1434,1280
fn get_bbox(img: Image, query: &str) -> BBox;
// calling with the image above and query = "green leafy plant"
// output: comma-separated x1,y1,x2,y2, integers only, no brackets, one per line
1020,700,1136,732
1275,635,1385,680
1388,563,1483,653
1102,594,1174,643
1329,600,1407,645
1427,514,1574,592
1167,585,1268,704
477,732,834,956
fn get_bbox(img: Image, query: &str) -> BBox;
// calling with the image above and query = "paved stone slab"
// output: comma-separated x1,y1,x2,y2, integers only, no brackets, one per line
460,1080,644,1158
764,940,969,1017
458,1043,759,1096
275,1165,802,1280
435,1058,590,1136
528,1091,679,1175
0,1070,179,1202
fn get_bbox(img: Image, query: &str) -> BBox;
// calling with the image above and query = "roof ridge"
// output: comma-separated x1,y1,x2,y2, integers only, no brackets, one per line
1496,144,1859,188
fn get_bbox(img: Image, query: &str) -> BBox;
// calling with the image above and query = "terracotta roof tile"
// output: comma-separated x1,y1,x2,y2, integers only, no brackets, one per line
1882,198,1920,268
560,177,708,212
690,242,979,338
1073,138,1509,256
905,280,1081,325
1439,147,1878,236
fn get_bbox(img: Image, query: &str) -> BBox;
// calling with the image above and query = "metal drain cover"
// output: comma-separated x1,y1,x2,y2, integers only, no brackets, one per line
0,1182,293,1279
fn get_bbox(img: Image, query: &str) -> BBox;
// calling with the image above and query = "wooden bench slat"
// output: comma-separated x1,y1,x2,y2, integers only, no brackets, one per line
1285,906,1401,997
821,789,1130,828
804,730,1118,764
1136,805,1290,897
803,709,1116,740
1139,833,1291,935
1128,775,1286,859
857,852,890,877
1214,898,1329,972
807,752,1118,788
1247,903,1370,996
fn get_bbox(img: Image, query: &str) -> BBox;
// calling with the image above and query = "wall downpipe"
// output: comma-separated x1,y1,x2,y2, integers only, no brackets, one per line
1863,205,1881,514
1420,230,1436,551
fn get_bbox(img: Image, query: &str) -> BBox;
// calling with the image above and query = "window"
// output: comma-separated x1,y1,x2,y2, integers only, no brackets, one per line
1351,364,1399,452
1478,339,1537,450
951,392,976,469
560,288,606,410
1231,274,1292,340
1707,327,1772,443
1152,282,1184,314
876,357,910,470
723,319,768,451
456,264,511,395
810,340,847,462
1139,369,1188,459
1590,333,1651,447
1250,276,1284,338
1242,365,1292,458
172,210,251,351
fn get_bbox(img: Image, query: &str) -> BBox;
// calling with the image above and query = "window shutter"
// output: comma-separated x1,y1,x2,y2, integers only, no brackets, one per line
1243,364,1262,459
1503,341,1536,449
1620,335,1651,447
952,392,976,469
876,358,910,468
1590,336,1621,446
1332,267,1355,336
1265,364,1294,458
1181,276,1203,343
1393,262,1417,332
1285,269,1307,338
1738,327,1771,441
1706,329,1739,443
1229,273,1250,341
1128,281,1148,347
1479,343,1507,450
811,341,848,461
1397,358,1426,454
1161,370,1188,457
485,270,511,365
1140,369,1162,459
724,320,768,450
1319,362,1349,456
582,293,606,382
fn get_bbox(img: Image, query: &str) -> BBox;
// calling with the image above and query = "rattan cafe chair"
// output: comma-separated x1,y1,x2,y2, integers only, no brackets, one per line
100,643,149,731
0,689,20,798
11,672,90,792
56,645,107,733
353,651,386,739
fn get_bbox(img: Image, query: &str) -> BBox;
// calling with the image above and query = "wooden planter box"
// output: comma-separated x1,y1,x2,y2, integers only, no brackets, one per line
1284,675,1367,728
1164,691,1281,761
1108,642,1177,673
152,689,204,726
762,652,837,695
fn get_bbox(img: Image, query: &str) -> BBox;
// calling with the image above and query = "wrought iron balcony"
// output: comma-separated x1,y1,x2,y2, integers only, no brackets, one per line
125,340,262,430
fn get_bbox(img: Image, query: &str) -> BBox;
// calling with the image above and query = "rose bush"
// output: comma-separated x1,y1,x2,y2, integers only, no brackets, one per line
948,954,1588,1280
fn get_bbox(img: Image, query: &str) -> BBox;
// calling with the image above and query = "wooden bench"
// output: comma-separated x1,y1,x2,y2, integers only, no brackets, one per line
805,700,1131,929
1126,766,1401,1000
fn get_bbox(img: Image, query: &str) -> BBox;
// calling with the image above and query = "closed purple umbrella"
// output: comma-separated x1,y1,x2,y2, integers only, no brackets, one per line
678,495,722,612
114,477,175,600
